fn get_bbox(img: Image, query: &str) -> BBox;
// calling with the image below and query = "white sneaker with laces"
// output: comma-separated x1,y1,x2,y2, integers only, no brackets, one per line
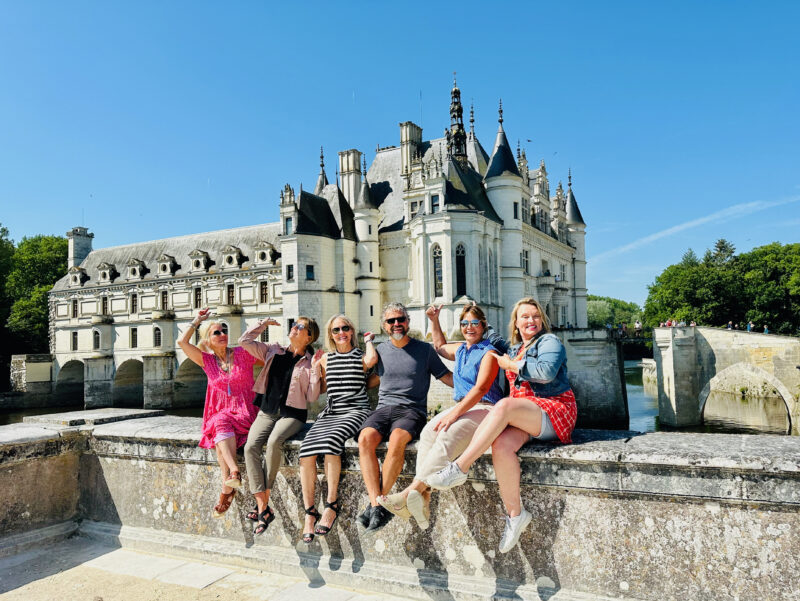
499,509,532,554
425,461,468,490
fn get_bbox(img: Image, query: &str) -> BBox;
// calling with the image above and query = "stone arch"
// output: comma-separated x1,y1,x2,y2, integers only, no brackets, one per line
113,359,144,408
174,358,207,408
55,360,84,406
699,362,794,432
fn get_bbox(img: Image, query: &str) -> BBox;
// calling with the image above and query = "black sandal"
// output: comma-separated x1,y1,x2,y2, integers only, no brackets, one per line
246,506,259,522
314,499,340,536
302,506,321,543
253,506,274,535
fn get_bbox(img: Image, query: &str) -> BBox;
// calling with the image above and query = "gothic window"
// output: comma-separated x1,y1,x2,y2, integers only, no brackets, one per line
489,249,497,303
93,330,100,350
410,201,420,219
478,245,487,300
71,299,78,318
226,284,235,305
522,250,530,275
560,263,567,282
259,282,269,303
522,197,530,225
455,244,466,297
513,202,519,220
431,194,440,213
130,328,138,349
287,265,294,281
153,326,162,348
71,331,78,351
130,293,138,314
432,244,443,298
284,217,293,235
101,296,108,315
160,290,169,310
194,287,202,309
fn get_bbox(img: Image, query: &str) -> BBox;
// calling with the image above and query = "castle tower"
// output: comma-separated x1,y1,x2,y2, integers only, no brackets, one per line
353,156,381,333
446,74,467,162
338,149,362,205
566,171,588,327
67,226,94,268
484,100,524,321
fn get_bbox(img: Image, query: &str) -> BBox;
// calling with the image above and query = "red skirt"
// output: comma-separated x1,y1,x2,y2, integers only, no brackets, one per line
506,369,577,443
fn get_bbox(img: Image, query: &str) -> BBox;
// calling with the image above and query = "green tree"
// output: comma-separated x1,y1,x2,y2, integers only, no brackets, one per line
587,295,642,328
587,299,612,328
0,224,15,390
5,234,68,352
680,248,699,266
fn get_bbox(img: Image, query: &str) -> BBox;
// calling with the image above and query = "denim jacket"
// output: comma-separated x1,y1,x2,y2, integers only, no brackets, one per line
487,327,570,397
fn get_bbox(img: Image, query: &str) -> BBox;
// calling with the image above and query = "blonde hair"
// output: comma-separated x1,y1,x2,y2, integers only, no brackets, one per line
294,316,320,350
198,321,227,353
508,298,550,345
323,313,356,352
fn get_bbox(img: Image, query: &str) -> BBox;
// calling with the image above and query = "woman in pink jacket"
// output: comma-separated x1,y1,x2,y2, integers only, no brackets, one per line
239,317,323,535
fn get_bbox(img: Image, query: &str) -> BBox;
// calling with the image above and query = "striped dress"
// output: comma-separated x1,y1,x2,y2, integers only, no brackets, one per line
299,347,371,457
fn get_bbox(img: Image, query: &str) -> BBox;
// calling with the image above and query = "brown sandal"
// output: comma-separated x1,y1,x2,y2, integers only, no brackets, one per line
224,471,242,489
213,490,235,517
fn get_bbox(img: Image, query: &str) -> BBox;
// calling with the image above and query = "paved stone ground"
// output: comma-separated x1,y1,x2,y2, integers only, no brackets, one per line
0,536,410,601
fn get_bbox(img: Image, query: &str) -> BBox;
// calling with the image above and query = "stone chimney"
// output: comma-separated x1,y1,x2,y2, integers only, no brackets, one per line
66,226,94,268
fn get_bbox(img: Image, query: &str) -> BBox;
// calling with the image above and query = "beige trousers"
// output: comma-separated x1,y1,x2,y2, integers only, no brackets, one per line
414,403,493,481
244,410,304,493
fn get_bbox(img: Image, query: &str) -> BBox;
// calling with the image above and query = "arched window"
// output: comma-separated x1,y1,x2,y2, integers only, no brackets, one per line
478,245,486,300
92,330,100,350
153,326,162,348
489,249,497,303
432,244,443,298
455,244,466,297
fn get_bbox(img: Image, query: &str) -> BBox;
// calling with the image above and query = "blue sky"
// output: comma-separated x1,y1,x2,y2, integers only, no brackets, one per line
1,1,798,306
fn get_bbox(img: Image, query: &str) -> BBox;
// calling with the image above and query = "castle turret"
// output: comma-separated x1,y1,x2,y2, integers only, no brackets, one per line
67,226,94,268
353,156,381,332
338,149,362,206
566,171,588,328
445,74,467,162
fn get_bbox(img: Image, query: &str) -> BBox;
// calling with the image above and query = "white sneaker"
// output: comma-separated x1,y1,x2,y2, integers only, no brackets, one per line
425,461,468,490
406,490,430,530
499,509,532,554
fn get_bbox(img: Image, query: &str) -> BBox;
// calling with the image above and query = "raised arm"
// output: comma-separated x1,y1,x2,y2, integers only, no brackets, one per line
238,318,281,361
362,331,378,369
484,323,510,355
306,348,325,403
435,352,499,432
426,304,460,360
177,309,210,367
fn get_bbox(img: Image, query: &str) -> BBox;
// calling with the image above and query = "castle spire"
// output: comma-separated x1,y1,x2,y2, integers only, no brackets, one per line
469,101,475,134
446,72,467,161
314,146,329,195
498,99,504,125
568,167,572,189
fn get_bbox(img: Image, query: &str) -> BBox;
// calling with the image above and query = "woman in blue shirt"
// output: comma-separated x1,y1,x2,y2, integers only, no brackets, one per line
377,303,503,529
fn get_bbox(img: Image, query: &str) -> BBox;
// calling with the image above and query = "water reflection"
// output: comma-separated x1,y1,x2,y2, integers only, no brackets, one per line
625,360,658,433
703,391,790,434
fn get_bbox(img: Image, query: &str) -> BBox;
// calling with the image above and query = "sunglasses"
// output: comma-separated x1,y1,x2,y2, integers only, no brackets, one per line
460,319,481,327
291,323,307,331
211,330,226,336
384,317,407,325
332,325,352,334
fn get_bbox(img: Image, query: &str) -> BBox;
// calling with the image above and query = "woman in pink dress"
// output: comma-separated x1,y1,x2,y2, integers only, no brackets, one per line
178,308,259,517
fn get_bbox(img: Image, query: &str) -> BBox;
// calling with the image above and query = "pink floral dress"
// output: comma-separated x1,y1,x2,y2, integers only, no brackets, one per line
199,346,259,449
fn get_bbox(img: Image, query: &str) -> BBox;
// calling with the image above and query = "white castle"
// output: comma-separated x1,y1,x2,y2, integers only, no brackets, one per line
48,79,588,408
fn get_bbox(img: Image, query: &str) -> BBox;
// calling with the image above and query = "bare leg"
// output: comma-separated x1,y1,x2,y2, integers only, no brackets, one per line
300,455,318,533
491,427,530,517
215,436,239,474
215,447,233,494
455,398,543,473
318,455,341,529
380,429,412,496
253,490,271,513
358,428,383,506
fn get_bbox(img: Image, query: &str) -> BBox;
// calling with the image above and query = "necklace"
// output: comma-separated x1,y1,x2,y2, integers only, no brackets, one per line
215,349,232,395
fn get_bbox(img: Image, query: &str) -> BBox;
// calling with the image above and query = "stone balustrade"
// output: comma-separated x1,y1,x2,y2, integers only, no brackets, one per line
2,409,799,601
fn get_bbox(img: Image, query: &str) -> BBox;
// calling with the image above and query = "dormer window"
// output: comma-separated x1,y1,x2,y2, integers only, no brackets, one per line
97,262,118,283
253,241,280,265
127,258,147,280
188,249,212,273
221,245,246,269
68,266,89,287
157,254,179,277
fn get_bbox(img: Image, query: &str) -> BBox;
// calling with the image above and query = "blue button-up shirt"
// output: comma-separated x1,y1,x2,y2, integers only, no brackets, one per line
453,338,504,404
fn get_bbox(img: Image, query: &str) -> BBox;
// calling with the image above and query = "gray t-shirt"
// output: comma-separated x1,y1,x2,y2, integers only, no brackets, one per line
376,338,449,414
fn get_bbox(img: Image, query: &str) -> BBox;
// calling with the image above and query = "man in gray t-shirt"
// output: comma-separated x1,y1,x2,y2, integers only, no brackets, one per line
357,302,453,533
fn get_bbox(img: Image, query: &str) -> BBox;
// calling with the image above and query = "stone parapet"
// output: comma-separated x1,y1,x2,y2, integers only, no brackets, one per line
2,411,800,600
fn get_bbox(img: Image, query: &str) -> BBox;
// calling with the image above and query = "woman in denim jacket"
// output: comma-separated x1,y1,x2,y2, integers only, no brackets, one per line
426,297,576,553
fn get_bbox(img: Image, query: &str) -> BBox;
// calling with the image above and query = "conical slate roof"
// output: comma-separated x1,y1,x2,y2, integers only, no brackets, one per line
485,122,520,179
466,131,490,176
565,187,585,226
354,175,378,210
296,190,342,239
443,157,502,223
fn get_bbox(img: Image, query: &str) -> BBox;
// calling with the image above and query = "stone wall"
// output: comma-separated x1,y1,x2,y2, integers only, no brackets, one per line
2,409,799,600
4,355,55,408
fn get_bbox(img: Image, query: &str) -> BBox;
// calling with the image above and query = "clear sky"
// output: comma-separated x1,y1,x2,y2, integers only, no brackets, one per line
1,1,798,306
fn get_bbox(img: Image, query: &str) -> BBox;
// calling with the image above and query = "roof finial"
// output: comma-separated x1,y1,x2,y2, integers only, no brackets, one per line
453,71,457,88
469,101,475,133
516,140,521,160
320,146,324,169
568,167,572,189
335,167,339,185
362,155,367,175
498,99,503,124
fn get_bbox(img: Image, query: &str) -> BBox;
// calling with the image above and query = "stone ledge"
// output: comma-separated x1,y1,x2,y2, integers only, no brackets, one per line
0,520,80,559
0,425,87,465
23,408,164,427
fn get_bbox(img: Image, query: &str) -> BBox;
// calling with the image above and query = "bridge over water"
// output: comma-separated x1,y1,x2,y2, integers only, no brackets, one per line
653,326,800,432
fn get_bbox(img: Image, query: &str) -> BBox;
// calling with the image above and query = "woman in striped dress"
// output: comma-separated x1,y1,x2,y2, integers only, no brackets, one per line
299,314,376,542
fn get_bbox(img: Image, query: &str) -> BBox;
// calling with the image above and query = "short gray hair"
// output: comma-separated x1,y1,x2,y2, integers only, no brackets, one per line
381,301,410,322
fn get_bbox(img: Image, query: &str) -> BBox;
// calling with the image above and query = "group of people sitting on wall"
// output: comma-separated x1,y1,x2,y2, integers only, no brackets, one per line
177,297,576,554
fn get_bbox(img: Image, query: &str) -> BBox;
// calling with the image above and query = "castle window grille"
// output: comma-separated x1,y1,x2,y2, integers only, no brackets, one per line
284,217,293,235
93,330,100,350
522,198,530,224
522,250,530,275
455,244,467,297
227,285,235,305
130,328,138,349
101,297,108,315
260,282,269,303
260,328,269,342
194,288,202,309
153,326,162,348
410,201,420,219
560,264,567,282
432,244,443,298
71,331,78,351
479,246,486,300
72,299,78,318
431,194,440,213
161,290,169,310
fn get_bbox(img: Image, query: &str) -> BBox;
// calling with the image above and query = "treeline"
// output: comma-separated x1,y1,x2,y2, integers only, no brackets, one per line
587,295,642,329
0,224,68,387
643,240,800,335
